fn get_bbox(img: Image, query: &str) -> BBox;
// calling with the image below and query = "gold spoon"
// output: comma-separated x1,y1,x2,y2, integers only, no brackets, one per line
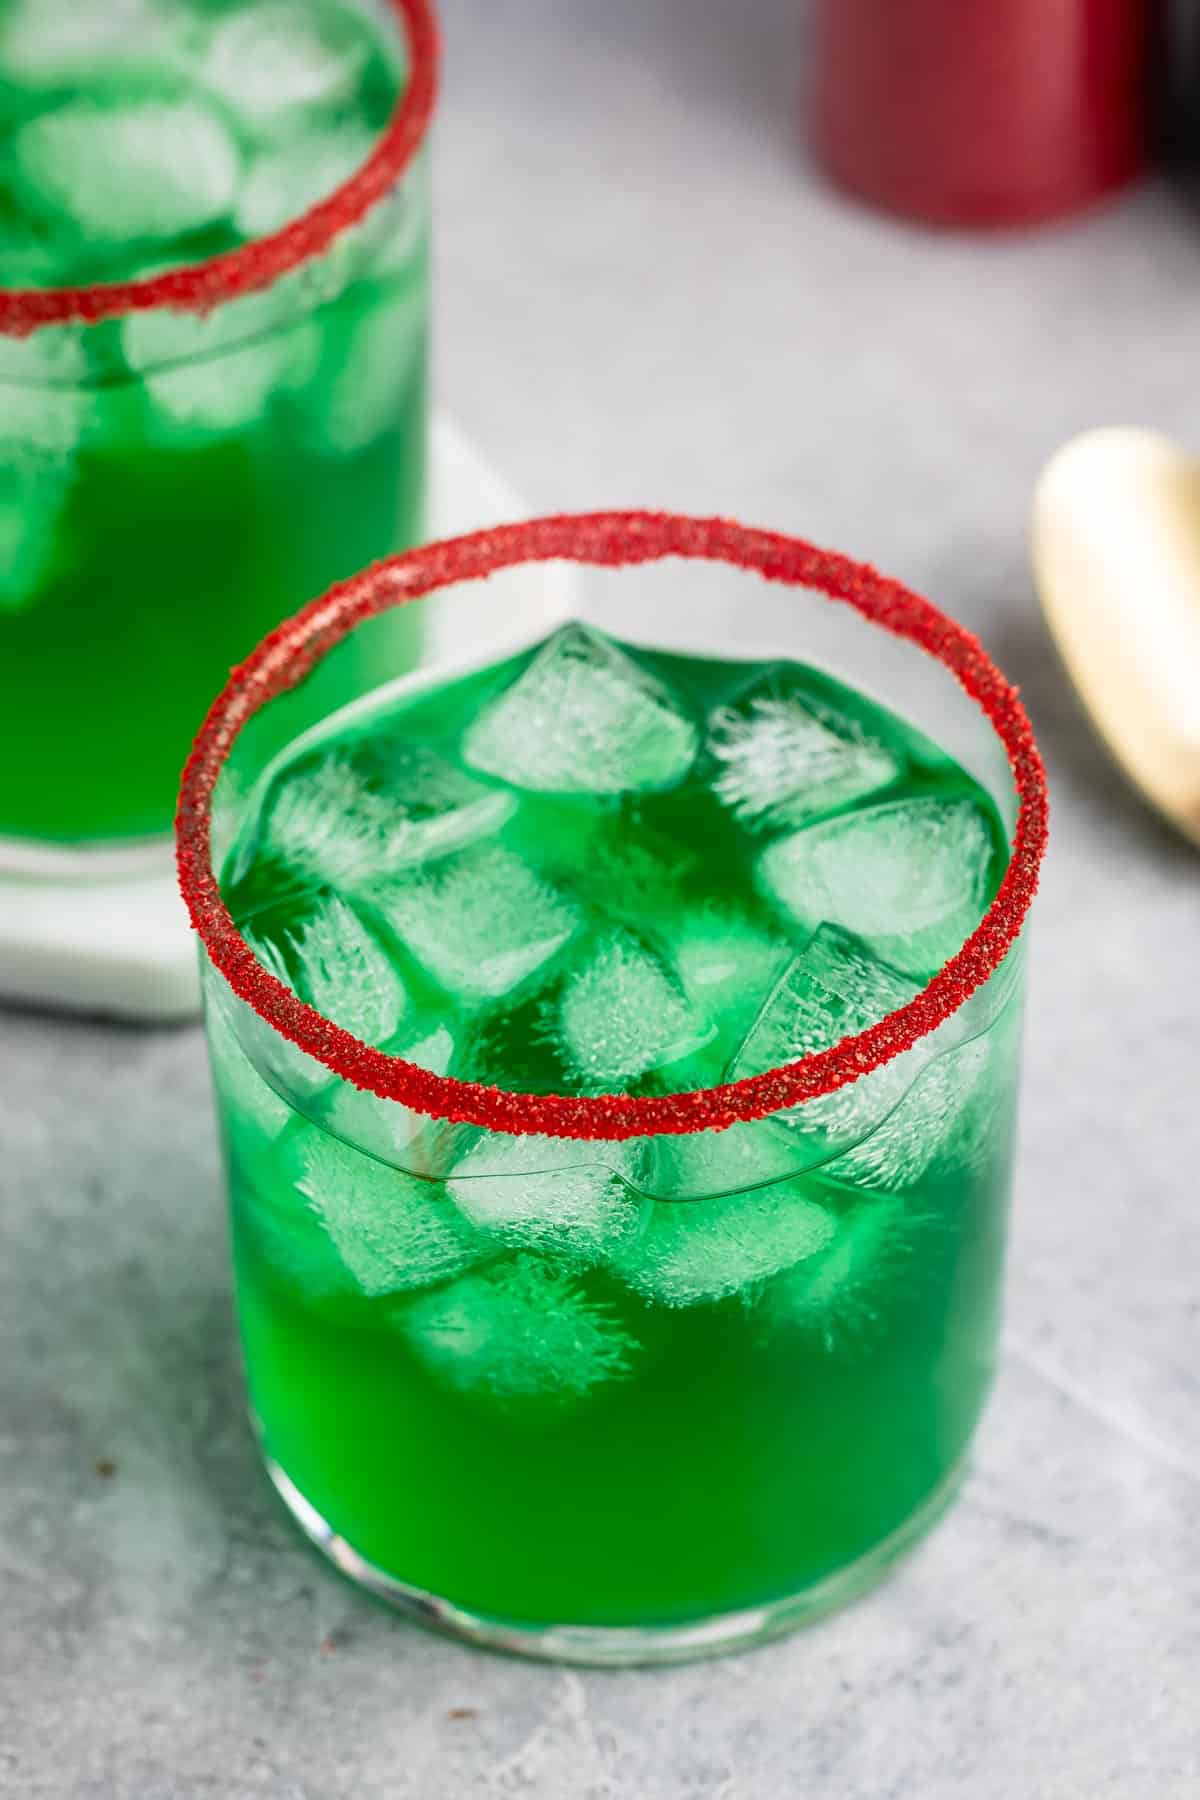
1032,426,1200,846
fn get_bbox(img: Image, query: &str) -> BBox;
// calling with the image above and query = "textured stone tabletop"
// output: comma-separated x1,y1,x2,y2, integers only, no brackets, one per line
4,2,1200,1794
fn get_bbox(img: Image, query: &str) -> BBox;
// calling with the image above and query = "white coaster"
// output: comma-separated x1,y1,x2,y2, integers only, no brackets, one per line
0,417,574,1022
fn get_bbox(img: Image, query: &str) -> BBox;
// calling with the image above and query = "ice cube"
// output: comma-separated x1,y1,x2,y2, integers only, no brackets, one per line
462,624,700,796
447,1134,644,1264
123,293,320,439
13,99,240,252
256,743,515,892
0,0,178,88
0,461,71,614
766,1193,925,1352
708,686,899,831
233,1162,362,1309
373,844,580,1005
201,0,376,139
235,123,378,237
612,1180,835,1309
397,1254,639,1405
667,903,790,1058
150,331,316,437
0,381,92,462
398,1024,456,1078
294,1128,484,1298
320,1021,457,1170
830,1033,1000,1194
299,287,426,457
646,1117,807,1203
279,894,407,1047
555,930,713,1089
121,275,280,374
728,924,921,1158
757,795,997,976
0,374,98,613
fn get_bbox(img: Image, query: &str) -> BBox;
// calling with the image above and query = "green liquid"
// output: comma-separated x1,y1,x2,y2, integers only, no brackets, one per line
211,629,1021,1631
0,280,426,843
230,1149,1010,1624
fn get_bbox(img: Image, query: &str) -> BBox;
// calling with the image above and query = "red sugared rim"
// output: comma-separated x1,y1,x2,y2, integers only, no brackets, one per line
0,0,437,336
176,513,1049,1140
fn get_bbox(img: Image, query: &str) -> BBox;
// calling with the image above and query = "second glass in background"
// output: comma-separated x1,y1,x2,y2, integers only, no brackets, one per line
0,0,436,853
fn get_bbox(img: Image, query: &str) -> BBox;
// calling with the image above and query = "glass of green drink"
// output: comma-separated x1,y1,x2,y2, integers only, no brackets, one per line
0,0,436,859
178,514,1048,1664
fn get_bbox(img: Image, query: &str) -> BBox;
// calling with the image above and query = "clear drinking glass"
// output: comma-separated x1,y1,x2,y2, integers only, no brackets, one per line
178,514,1048,1665
0,0,436,862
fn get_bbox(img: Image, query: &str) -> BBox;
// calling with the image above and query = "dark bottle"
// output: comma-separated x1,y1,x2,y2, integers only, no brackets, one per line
1163,0,1200,163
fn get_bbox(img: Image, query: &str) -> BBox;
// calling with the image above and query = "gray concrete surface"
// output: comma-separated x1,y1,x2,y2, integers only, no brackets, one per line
4,1,1200,1793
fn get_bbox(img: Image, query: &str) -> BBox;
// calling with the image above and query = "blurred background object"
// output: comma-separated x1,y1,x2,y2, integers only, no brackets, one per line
1033,427,1200,846
812,0,1159,229
1162,0,1200,164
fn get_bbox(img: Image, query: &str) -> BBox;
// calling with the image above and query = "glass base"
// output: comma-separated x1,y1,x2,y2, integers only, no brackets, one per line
0,839,202,1021
263,1450,969,1667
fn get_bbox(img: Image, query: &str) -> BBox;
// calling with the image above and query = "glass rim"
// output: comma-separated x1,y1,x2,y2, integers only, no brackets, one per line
0,0,438,338
176,512,1050,1142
